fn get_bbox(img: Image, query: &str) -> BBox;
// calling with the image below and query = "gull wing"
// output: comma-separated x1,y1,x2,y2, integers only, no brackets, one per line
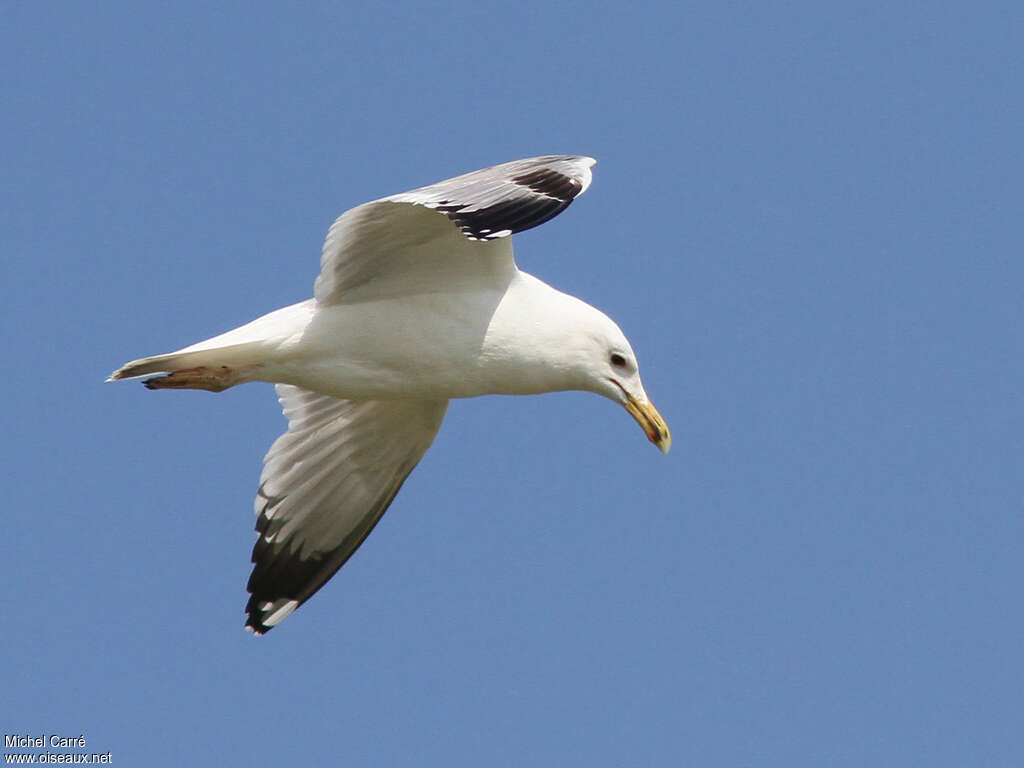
246,384,448,634
314,155,596,304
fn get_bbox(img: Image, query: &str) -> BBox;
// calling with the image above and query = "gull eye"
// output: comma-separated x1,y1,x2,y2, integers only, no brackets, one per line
610,353,627,368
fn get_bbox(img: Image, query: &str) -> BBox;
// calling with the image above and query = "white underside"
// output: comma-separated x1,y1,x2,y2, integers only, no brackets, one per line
161,269,611,401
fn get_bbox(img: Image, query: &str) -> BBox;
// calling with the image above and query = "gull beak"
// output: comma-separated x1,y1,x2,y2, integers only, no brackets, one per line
623,393,672,454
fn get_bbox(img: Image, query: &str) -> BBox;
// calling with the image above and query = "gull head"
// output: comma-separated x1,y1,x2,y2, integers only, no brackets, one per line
486,274,671,453
572,306,672,455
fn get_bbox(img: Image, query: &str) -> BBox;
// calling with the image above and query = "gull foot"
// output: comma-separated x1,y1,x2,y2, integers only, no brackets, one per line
143,366,239,393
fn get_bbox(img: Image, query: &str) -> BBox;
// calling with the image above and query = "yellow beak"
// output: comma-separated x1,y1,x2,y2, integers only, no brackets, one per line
623,394,672,454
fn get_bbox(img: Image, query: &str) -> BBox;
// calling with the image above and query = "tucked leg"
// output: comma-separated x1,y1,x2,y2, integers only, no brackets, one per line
143,366,243,393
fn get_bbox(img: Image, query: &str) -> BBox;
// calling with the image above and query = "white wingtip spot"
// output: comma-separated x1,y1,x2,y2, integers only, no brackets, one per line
262,599,299,627
576,159,595,196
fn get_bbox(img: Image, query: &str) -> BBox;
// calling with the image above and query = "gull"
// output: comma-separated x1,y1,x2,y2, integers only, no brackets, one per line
109,155,671,634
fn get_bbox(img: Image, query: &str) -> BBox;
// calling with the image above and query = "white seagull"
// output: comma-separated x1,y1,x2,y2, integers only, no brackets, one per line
110,155,670,634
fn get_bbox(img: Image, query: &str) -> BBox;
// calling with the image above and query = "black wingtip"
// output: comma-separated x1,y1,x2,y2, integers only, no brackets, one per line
244,598,272,636
244,591,301,635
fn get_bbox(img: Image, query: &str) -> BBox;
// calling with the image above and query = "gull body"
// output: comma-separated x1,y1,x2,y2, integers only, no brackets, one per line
168,271,642,402
110,155,670,634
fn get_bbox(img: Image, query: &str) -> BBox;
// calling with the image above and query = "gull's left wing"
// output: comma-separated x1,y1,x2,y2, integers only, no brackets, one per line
246,385,449,634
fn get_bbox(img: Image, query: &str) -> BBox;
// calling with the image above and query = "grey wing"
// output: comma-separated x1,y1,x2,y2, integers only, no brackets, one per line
314,155,596,304
384,154,596,241
246,385,449,634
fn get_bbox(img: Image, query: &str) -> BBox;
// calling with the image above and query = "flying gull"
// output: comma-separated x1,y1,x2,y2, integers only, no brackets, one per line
109,155,671,634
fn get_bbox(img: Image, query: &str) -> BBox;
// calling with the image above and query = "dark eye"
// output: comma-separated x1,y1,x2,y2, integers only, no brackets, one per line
610,353,627,368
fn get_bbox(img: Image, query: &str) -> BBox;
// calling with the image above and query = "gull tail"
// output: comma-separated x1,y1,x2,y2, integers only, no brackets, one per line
107,342,265,392
108,299,314,391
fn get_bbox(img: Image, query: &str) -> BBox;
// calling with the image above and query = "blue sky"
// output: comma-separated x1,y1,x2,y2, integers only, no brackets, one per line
4,1,1023,765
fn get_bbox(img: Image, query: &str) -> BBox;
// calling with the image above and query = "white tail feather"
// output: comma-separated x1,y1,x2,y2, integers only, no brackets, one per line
108,299,315,382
